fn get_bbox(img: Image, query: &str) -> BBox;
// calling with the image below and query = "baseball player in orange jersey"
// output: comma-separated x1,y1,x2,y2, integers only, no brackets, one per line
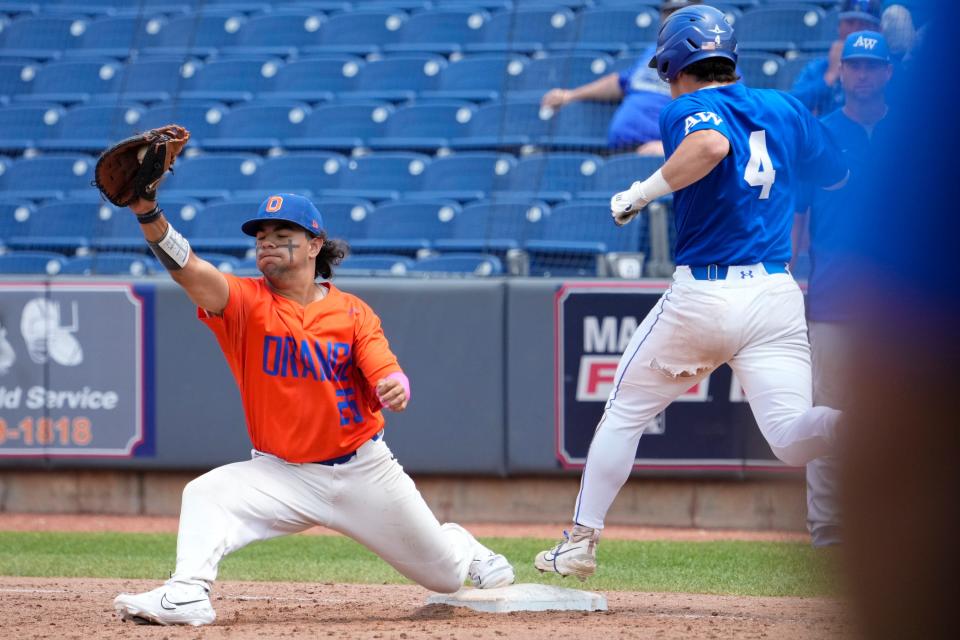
112,192,515,627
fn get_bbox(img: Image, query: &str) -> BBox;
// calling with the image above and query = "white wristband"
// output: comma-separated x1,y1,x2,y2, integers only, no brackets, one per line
636,169,673,202
149,223,191,270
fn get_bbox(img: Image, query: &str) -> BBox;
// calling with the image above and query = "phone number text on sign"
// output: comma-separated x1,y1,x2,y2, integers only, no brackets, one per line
0,417,93,447
0,283,154,458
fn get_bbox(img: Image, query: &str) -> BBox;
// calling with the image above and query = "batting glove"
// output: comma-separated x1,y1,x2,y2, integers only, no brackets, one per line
610,182,650,226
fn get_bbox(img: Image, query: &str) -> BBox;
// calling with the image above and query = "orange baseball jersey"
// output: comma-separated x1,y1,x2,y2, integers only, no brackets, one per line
199,275,401,463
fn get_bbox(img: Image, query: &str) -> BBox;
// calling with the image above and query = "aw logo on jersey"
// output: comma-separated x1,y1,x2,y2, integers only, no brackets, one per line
853,34,879,50
684,112,722,136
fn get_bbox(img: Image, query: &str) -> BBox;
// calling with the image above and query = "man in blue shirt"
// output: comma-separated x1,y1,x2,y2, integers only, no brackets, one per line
794,30,893,548
791,0,882,115
540,0,702,155
535,4,848,579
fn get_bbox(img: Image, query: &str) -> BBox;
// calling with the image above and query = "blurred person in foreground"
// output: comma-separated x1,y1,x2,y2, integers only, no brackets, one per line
792,30,894,549
540,0,704,156
791,0,882,115
836,0,958,636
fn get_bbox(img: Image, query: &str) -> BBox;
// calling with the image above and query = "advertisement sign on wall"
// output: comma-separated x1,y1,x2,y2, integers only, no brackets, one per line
555,282,788,472
0,283,154,458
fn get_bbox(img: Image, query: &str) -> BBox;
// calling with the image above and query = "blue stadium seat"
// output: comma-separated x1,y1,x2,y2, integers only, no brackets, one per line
139,101,227,142
467,8,578,54
143,12,247,58
582,152,664,198
14,60,123,104
419,54,526,102
265,56,363,103
449,100,550,150
501,152,603,202
738,53,791,90
382,9,489,55
539,101,618,149
0,104,64,152
60,253,157,276
0,251,68,275
3,201,101,253
553,7,659,54
0,61,35,99
65,15,161,59
161,153,263,199
302,10,406,57
194,251,243,273
0,16,81,60
412,151,515,201
189,198,262,253
284,101,392,152
229,10,327,57
315,196,373,242
89,58,193,105
368,101,476,151
90,197,203,252
180,57,283,103
735,6,830,51
0,200,35,249
0,154,95,200
338,253,414,275
526,199,646,276
434,197,549,254
320,152,430,200
408,253,503,276
351,199,459,254
507,53,616,99
35,104,145,152
339,55,446,102
201,102,311,151
234,152,347,199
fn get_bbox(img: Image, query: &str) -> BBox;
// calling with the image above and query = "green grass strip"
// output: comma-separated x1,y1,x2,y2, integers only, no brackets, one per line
0,532,838,597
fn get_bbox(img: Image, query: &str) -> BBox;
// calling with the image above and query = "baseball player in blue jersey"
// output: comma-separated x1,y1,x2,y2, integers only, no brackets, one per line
795,30,894,548
535,4,849,579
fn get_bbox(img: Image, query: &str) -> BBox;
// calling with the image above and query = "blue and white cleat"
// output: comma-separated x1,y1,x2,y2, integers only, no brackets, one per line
534,524,600,581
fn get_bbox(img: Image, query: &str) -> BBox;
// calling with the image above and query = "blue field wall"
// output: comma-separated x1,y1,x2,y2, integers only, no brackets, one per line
0,276,786,476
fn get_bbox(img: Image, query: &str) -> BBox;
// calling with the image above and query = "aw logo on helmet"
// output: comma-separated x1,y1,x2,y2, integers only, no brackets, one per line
265,195,284,212
854,35,878,50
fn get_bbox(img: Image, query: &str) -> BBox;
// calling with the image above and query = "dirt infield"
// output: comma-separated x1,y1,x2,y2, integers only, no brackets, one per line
0,514,847,639
2,577,849,640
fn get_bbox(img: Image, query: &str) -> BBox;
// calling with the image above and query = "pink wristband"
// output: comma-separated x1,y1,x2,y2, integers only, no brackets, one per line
379,371,411,404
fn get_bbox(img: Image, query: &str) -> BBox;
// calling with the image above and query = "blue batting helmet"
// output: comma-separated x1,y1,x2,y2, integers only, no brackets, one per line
648,4,738,82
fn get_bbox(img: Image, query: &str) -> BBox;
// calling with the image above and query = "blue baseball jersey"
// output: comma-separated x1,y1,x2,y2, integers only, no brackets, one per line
660,83,846,266
609,44,672,148
802,109,891,322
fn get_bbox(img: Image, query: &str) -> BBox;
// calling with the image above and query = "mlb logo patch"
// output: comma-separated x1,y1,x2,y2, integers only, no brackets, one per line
311,219,319,230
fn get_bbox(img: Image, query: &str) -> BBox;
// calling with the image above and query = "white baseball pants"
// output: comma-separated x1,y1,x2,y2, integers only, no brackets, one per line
806,320,851,547
170,436,477,594
573,265,841,529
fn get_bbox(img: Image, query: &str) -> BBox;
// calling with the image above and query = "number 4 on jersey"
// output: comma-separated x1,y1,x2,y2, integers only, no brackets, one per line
744,130,776,199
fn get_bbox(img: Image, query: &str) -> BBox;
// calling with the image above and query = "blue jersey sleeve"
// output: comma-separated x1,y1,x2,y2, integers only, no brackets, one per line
784,94,847,188
659,94,732,154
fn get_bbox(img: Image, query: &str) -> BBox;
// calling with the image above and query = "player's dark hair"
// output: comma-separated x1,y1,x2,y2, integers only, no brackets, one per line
313,231,348,280
682,58,740,83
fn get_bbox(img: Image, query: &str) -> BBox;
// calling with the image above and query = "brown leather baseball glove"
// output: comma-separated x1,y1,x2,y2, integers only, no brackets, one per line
93,125,190,207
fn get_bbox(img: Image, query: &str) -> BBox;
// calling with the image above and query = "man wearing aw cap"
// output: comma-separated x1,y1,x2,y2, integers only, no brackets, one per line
793,30,894,548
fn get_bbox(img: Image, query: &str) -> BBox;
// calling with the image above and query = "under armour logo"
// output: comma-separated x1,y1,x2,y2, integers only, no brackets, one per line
740,270,754,279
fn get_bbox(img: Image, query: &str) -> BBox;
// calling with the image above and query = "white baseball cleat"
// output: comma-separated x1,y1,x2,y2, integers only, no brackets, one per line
534,524,600,580
469,551,516,589
114,580,216,626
